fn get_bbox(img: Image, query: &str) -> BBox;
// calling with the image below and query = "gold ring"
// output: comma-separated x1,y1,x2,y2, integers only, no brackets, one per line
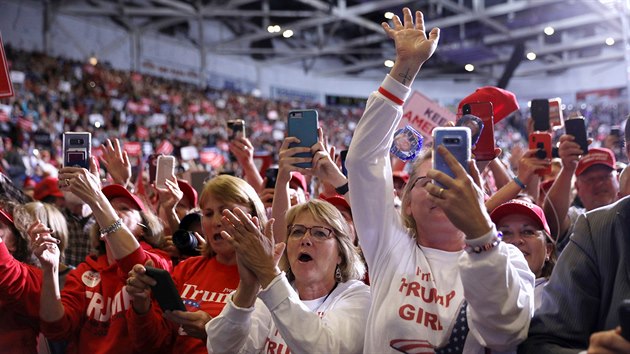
438,188,445,198
65,179,70,187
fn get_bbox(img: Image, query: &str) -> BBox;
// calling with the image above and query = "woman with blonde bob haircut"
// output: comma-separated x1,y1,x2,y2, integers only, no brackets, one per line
206,198,370,354
126,174,267,354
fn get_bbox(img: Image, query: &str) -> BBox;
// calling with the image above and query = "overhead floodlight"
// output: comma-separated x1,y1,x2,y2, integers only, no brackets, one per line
274,25,281,32
283,30,294,38
464,64,474,72
384,60,394,68
544,26,555,36
526,52,537,61
606,37,615,45
384,12,395,19
267,25,275,33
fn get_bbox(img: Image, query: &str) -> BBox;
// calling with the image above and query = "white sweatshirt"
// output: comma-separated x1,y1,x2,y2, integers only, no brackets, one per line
206,273,370,354
346,74,534,354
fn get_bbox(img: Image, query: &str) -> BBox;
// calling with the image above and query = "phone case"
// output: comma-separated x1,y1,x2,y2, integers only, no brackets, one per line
463,102,495,161
529,132,552,176
63,132,91,168
156,155,175,189
531,99,550,131
148,154,161,184
340,149,349,177
288,110,318,168
432,127,471,188
265,167,279,189
549,98,564,129
565,118,588,154
144,266,186,312
620,299,630,341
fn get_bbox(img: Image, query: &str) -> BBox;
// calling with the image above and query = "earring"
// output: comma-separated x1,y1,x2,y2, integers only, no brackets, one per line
335,265,342,283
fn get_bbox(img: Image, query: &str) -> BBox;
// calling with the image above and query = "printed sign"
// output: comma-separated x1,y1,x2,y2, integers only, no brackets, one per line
399,91,456,144
0,33,14,98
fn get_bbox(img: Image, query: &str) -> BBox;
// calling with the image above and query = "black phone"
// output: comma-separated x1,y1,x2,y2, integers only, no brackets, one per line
620,299,630,341
265,167,279,189
531,99,550,132
565,117,589,154
144,266,186,312
339,149,348,177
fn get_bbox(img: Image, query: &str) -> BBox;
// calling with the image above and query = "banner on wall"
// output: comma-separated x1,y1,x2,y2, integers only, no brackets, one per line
398,91,456,144
0,33,14,98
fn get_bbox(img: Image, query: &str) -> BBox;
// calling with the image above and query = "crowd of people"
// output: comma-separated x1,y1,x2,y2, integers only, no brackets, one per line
1,7,630,354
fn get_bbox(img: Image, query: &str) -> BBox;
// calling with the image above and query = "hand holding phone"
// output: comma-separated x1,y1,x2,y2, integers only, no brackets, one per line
63,132,91,168
288,110,319,168
156,155,176,189
529,132,552,176
432,127,471,187
144,266,186,312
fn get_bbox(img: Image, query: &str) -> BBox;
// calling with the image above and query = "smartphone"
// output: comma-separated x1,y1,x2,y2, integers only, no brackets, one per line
148,154,162,184
63,132,91,168
265,167,279,189
619,299,630,341
531,99,550,132
463,102,495,161
156,155,175,189
227,119,246,140
432,127,471,188
529,132,552,176
564,117,589,154
144,266,186,312
288,110,318,168
339,149,348,177
548,98,564,129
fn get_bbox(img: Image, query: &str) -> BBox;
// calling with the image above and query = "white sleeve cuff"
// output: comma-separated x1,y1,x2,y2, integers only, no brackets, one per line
380,74,412,103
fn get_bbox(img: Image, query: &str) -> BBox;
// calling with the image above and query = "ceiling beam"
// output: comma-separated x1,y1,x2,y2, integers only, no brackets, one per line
432,0,510,34
514,52,624,76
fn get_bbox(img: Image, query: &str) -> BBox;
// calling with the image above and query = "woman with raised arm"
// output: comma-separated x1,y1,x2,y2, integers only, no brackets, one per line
35,160,171,354
345,8,534,353
206,198,369,354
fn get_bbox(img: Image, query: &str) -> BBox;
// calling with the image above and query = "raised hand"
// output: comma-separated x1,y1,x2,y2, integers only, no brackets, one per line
383,8,440,86
311,128,347,190
28,220,60,270
163,310,212,340
100,139,132,188
155,176,183,211
518,149,550,186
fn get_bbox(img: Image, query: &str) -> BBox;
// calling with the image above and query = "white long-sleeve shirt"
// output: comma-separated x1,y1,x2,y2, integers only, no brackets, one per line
206,273,370,354
346,74,534,354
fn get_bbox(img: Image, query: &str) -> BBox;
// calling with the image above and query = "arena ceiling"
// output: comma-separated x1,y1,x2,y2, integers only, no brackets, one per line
53,0,627,86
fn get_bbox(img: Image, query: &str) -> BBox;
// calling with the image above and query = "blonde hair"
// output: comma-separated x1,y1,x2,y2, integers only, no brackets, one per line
284,199,365,282
14,202,69,262
400,148,433,239
199,175,267,257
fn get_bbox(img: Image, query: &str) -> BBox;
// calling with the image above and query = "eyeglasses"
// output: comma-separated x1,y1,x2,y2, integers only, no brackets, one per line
410,175,430,189
498,228,543,243
287,224,334,241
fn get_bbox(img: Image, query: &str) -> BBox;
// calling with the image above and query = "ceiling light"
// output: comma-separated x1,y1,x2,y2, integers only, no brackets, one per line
464,64,474,72
384,60,394,68
267,25,275,33
384,12,395,20
526,52,537,61
268,25,281,33
606,37,615,46
282,30,294,38
274,25,281,33
544,26,555,36
88,56,98,66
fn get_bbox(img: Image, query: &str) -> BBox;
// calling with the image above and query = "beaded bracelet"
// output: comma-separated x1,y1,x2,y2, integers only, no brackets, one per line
464,232,502,254
99,218,123,237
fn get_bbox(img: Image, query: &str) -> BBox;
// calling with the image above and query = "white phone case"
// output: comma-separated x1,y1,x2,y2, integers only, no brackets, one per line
155,155,175,189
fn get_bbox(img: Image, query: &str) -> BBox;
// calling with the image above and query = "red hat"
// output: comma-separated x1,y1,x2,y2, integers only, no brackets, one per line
33,177,64,201
290,172,308,192
490,199,550,234
320,194,351,214
177,179,198,208
102,184,146,212
392,171,410,184
458,87,519,124
23,176,37,189
0,208,14,227
575,147,616,177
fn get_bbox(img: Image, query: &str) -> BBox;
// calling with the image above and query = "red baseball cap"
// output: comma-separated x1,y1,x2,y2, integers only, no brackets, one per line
320,194,351,214
490,199,550,234
33,177,64,201
177,179,198,208
458,86,519,124
0,208,14,227
102,184,146,211
393,171,410,184
290,172,308,192
575,147,616,177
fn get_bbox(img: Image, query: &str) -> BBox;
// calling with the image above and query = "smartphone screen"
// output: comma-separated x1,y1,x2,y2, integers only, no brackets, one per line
265,167,279,189
462,102,495,161
287,110,318,168
565,118,588,154
432,127,471,187
63,132,91,168
227,119,246,140
531,99,550,131
156,155,175,189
